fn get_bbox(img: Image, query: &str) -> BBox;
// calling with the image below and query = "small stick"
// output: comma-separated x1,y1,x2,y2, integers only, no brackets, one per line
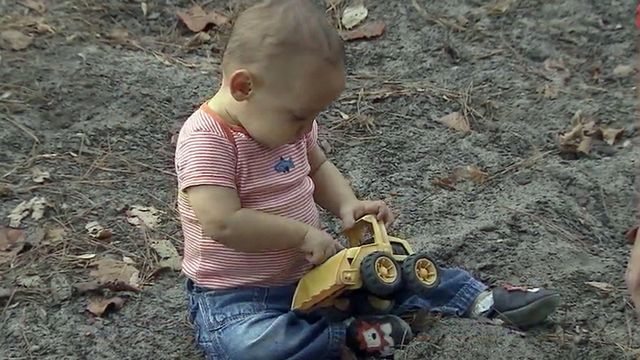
0,114,40,143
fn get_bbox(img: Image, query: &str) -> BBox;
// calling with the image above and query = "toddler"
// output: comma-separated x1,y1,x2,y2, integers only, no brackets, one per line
174,1,560,359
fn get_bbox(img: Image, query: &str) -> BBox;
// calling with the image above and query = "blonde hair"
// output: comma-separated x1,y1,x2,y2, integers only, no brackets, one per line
221,0,345,74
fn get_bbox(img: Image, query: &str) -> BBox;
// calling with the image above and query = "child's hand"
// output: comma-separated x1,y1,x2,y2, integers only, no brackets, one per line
301,227,344,265
339,200,394,231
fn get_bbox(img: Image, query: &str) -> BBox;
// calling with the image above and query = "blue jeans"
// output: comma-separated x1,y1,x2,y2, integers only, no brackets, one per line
186,267,487,360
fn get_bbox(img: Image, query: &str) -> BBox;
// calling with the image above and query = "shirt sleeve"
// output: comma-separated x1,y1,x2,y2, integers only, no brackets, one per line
304,120,319,151
175,130,237,192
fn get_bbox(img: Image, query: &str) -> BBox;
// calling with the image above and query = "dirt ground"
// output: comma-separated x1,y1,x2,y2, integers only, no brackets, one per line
0,0,638,359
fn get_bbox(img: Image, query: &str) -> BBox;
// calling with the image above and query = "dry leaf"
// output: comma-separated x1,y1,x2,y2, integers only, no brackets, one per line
8,197,48,227
177,5,229,33
431,177,457,191
85,221,112,240
613,64,633,77
576,136,592,155
87,296,126,317
484,0,516,15
141,2,148,17
45,227,65,243
341,3,368,29
89,258,142,292
585,281,615,293
1,30,33,50
0,226,26,251
340,21,386,41
108,27,129,43
35,22,54,34
600,126,624,146
126,205,164,229
18,0,46,13
437,111,470,133
452,165,489,184
186,31,211,47
31,167,50,183
541,84,558,99
150,239,182,271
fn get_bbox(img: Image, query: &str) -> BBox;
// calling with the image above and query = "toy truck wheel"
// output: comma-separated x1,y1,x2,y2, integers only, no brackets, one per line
361,251,402,297
352,291,395,316
401,253,440,294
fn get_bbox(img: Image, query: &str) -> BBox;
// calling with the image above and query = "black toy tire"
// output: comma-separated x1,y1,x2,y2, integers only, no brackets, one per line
401,253,441,295
351,290,395,316
360,251,402,297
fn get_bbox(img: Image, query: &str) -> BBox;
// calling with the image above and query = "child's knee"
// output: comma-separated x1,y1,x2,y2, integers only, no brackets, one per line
193,309,345,360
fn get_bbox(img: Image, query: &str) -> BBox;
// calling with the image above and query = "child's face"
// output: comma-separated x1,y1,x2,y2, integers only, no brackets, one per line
232,54,345,148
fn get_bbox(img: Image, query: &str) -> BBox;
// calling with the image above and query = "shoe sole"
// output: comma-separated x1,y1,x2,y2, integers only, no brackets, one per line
495,293,561,328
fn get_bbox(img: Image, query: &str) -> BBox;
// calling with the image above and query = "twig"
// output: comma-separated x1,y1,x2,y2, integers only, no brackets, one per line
0,114,40,143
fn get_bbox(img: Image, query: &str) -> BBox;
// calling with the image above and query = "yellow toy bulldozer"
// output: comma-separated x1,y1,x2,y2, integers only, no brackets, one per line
291,214,440,314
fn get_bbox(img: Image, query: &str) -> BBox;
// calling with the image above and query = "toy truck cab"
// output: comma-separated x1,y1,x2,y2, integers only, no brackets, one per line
291,215,440,312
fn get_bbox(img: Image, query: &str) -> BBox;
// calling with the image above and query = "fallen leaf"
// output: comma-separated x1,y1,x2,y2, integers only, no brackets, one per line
0,226,26,251
484,0,516,15
18,0,46,13
541,84,558,99
600,126,624,146
45,227,65,244
86,296,126,317
185,31,211,47
431,176,457,191
16,275,43,288
7,197,48,227
0,30,33,50
437,111,470,133
89,258,142,292
150,239,182,271
576,136,592,155
141,2,148,17
585,281,615,293
340,21,386,41
126,205,164,229
108,27,129,42
452,165,489,184
341,3,368,29
613,64,634,77
85,221,112,240
31,167,50,183
177,5,229,33
34,21,55,34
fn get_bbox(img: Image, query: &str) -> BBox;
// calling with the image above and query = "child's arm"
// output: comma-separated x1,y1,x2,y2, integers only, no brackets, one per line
186,184,341,264
308,144,394,230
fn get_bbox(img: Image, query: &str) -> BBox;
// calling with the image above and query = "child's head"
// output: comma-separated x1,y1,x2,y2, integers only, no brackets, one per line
217,0,346,148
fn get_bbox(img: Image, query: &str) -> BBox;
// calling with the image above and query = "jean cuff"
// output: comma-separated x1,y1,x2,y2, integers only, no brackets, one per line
327,321,347,359
448,278,488,316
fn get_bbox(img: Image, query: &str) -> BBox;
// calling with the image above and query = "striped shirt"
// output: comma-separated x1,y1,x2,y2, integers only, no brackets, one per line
174,103,319,289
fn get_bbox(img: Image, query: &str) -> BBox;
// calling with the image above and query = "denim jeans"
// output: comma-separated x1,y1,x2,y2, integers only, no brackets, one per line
186,267,487,360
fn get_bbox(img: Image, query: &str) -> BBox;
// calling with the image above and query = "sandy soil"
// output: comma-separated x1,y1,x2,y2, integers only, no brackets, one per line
1,0,638,359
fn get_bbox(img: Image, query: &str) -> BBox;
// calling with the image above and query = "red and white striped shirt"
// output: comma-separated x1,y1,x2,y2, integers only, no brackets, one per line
174,103,320,289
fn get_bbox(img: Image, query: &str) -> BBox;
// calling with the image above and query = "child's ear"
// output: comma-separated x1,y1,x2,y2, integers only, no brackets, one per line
228,69,253,101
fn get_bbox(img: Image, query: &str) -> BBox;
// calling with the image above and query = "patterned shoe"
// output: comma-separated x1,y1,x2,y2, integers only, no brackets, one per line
486,284,561,328
346,314,414,357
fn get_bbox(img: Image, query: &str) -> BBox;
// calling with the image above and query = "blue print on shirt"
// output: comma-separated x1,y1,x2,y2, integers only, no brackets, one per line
275,156,295,173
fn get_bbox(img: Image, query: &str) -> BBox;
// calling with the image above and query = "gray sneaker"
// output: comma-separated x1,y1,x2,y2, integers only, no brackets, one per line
485,284,561,328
